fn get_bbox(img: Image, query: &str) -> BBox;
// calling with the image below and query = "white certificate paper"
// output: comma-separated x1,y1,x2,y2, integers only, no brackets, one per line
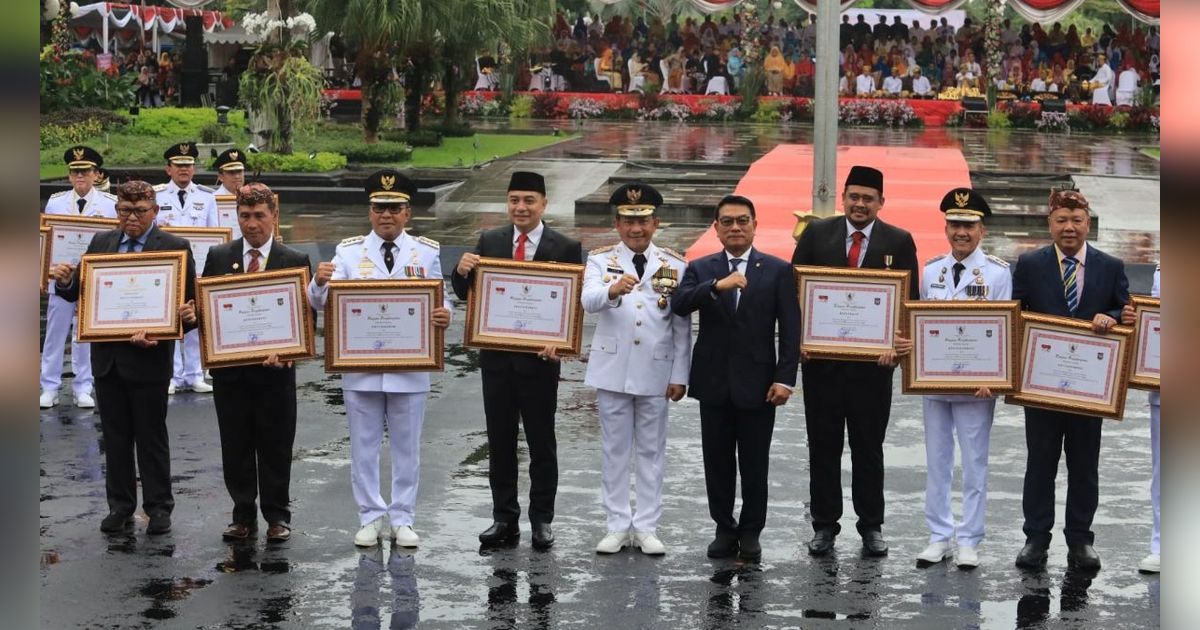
208,285,301,352
339,294,430,358
50,225,109,266
915,315,1007,379
1135,310,1160,377
87,265,175,329
187,236,227,276
1022,329,1121,404
803,281,895,346
479,273,572,340
215,196,243,239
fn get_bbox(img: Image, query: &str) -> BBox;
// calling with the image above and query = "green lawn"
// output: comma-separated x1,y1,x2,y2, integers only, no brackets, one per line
1140,147,1160,160
407,134,572,168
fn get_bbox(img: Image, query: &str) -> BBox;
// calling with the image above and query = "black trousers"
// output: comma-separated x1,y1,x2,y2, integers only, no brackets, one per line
1022,408,1102,546
213,371,297,525
802,361,894,536
482,367,559,524
699,402,777,537
94,373,173,517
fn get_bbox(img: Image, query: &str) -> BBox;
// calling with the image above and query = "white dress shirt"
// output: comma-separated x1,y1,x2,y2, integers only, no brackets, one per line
513,221,545,261
856,73,876,95
243,236,274,271
1055,242,1087,297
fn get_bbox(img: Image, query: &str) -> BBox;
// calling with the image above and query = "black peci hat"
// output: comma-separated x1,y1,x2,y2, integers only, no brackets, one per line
507,171,546,195
844,165,884,194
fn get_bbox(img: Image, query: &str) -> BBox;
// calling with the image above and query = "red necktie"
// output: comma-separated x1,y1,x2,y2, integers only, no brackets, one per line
247,249,261,273
514,232,528,261
847,230,864,268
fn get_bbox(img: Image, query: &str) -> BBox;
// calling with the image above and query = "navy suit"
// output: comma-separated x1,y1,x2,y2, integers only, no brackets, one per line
672,247,800,537
1012,243,1129,547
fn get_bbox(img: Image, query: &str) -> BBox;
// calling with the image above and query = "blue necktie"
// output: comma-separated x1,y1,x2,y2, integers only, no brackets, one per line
1062,256,1079,314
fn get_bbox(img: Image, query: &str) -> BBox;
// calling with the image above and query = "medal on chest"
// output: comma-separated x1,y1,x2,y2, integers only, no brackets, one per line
650,259,678,309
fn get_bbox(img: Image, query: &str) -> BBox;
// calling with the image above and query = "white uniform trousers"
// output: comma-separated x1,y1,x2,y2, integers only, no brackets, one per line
1150,396,1160,554
171,329,204,387
922,397,995,546
344,390,425,527
40,294,93,395
597,389,669,533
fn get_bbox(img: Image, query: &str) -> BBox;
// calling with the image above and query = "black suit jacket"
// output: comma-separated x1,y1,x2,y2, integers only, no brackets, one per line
56,226,197,384
201,238,314,385
1011,243,1128,321
450,224,583,374
671,248,800,409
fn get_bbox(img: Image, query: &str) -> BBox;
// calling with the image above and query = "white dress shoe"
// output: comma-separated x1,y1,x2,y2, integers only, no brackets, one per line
955,545,980,569
189,380,214,393
39,391,59,409
595,531,630,554
167,383,177,395
1138,553,1160,574
354,518,386,547
631,531,666,556
392,525,420,548
75,391,95,409
916,541,953,567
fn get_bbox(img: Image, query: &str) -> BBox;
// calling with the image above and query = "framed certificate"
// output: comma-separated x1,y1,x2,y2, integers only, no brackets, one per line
214,194,238,232
41,213,119,267
901,300,1021,394
195,267,315,368
324,280,445,372
794,265,911,361
1005,312,1134,419
162,226,233,276
464,257,585,355
1127,295,1160,391
76,250,187,342
39,226,51,288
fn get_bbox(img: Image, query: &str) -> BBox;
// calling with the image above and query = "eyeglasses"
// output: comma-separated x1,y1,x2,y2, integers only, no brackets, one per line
845,192,878,204
116,207,155,216
370,204,410,215
717,215,752,227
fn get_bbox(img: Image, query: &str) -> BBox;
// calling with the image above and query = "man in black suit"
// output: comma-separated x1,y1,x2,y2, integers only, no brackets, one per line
1012,188,1129,573
49,180,198,536
671,194,800,562
791,165,920,557
451,171,583,550
200,183,312,544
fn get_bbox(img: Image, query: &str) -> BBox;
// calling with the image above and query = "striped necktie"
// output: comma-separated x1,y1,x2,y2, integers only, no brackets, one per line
1062,256,1079,314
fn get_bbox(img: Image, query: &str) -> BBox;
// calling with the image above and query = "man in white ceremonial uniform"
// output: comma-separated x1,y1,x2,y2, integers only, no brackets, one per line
211,148,246,240
1123,264,1160,574
308,169,452,549
582,183,691,556
155,141,219,394
916,188,1012,570
40,145,117,409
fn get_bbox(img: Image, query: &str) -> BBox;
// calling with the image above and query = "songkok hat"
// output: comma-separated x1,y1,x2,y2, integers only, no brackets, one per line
507,171,546,195
64,145,103,170
609,183,663,217
213,148,246,172
845,165,884,194
365,168,416,204
939,187,991,223
163,141,199,165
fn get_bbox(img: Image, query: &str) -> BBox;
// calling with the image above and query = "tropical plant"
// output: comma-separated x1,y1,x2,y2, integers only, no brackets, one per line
238,0,324,153
40,47,137,112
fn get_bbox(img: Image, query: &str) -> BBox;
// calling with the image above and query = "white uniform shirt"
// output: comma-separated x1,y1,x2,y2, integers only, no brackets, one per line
155,180,219,227
44,187,117,218
882,75,903,94
581,242,691,396
307,230,451,393
912,75,932,95
856,73,876,95
920,246,1013,402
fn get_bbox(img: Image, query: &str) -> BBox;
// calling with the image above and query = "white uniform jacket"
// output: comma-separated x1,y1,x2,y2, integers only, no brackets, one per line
154,181,219,227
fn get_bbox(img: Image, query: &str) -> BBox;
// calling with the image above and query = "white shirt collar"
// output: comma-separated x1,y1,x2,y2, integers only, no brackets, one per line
368,229,409,251
724,246,753,263
72,187,95,205
243,235,274,263
167,180,194,194
846,219,876,240
1055,242,1087,266
949,245,988,269
515,222,545,248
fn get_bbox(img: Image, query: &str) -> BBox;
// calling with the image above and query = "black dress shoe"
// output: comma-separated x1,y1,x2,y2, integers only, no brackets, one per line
531,522,554,550
100,512,133,533
1015,541,1049,570
807,529,836,556
707,533,739,559
738,534,762,562
1066,543,1101,572
479,521,520,545
861,530,888,557
146,513,172,536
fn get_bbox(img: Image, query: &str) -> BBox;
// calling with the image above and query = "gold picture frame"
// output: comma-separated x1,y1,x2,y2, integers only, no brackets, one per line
162,226,233,274
195,267,315,368
39,226,51,289
324,280,445,372
794,265,911,361
1128,295,1160,391
901,300,1021,395
41,213,119,267
1005,312,1134,419
464,257,586,355
76,250,187,342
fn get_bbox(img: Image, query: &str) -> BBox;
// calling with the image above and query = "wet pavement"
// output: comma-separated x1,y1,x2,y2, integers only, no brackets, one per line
40,302,1161,628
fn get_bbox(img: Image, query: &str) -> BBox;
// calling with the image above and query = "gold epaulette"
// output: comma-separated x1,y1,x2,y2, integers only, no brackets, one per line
415,235,440,249
339,235,366,247
153,183,168,192
986,254,1009,267
659,246,686,261
589,245,615,255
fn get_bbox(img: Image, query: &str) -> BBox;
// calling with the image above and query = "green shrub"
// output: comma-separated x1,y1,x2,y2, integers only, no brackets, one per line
508,95,534,120
126,107,246,139
381,130,442,147
40,119,103,148
199,123,234,143
986,110,1012,129
320,141,413,163
248,151,347,172
749,99,784,123
41,107,129,130
1108,111,1130,130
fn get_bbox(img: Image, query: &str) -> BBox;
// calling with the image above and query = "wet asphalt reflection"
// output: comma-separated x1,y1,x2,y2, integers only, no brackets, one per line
40,300,1159,628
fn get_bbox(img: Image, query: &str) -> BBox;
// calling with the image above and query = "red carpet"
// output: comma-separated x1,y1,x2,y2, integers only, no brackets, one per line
683,145,970,267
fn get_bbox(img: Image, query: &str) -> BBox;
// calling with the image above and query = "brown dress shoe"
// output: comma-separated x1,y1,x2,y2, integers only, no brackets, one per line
266,523,291,543
222,523,256,541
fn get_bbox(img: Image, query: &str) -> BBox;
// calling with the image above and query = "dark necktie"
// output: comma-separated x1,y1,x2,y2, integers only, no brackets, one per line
1063,256,1079,314
729,257,743,309
632,253,647,279
120,238,141,253
247,249,261,273
177,189,187,209
382,241,396,272
847,230,864,267
952,262,965,287
76,198,87,214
